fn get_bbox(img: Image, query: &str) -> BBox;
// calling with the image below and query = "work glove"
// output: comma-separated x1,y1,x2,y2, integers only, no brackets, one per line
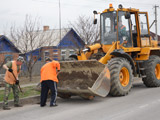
15,80,19,85
8,68,13,73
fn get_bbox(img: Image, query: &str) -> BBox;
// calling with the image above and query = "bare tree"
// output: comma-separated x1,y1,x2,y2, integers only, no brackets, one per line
69,15,100,45
10,15,55,81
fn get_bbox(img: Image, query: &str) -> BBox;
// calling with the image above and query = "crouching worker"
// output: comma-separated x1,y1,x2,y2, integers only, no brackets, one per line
40,58,60,107
3,56,24,110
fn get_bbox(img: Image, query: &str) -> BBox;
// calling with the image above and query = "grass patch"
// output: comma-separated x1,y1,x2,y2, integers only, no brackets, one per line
0,86,40,102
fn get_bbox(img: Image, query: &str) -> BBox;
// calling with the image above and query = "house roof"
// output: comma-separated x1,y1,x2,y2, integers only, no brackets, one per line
58,28,85,49
0,35,21,53
36,28,71,46
32,28,84,49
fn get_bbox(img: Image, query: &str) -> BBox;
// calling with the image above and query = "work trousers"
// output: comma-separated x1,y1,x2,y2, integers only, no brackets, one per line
40,80,57,106
3,82,19,107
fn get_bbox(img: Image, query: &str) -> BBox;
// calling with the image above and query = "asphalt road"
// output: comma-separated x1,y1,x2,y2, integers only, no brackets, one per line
0,79,160,120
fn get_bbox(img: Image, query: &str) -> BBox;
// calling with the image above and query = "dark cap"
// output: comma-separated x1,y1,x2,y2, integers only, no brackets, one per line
45,57,52,62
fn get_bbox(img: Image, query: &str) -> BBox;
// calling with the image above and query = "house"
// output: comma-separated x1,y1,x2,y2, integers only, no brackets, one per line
24,46,61,62
0,35,21,63
58,28,85,60
25,26,85,61
41,26,85,60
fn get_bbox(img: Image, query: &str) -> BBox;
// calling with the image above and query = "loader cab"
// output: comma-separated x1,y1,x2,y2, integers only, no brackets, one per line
100,5,151,48
101,11,132,47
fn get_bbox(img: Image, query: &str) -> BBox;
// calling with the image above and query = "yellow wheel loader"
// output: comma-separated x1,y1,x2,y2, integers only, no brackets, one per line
58,4,160,99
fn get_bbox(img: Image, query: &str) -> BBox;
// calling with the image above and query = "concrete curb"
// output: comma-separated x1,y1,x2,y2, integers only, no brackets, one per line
0,95,40,108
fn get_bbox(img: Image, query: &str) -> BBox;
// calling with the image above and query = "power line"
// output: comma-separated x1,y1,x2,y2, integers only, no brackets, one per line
98,0,159,6
32,0,160,10
32,0,57,4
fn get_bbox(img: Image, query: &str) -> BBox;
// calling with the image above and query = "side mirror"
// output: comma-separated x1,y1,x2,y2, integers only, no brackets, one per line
118,4,123,9
93,10,98,24
93,19,97,24
125,12,130,19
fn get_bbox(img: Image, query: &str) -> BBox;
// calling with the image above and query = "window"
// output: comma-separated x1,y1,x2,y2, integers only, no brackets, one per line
139,13,150,47
44,51,49,56
61,50,66,55
61,50,66,61
61,51,66,55
131,13,138,47
101,11,117,45
131,14,136,33
117,11,132,47
44,51,49,60
139,14,148,35
69,50,75,55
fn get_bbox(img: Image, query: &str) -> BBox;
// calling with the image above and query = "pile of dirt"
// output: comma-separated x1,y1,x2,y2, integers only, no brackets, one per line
58,60,105,89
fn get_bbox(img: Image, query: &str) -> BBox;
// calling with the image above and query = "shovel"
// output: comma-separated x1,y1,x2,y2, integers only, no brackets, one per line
11,72,23,93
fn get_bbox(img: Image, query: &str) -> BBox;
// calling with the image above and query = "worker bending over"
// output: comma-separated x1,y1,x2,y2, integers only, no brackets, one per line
40,58,60,107
3,56,24,110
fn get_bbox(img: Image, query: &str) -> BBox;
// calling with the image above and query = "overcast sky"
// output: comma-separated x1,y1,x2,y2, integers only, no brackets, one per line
0,0,160,34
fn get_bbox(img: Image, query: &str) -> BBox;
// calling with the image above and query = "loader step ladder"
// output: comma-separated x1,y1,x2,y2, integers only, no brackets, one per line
136,61,146,78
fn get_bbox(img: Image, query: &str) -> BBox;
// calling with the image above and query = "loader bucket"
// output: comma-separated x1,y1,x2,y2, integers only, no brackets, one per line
57,60,110,99
88,67,110,97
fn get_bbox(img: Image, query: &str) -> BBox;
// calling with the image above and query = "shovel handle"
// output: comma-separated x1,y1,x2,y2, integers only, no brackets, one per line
11,72,23,93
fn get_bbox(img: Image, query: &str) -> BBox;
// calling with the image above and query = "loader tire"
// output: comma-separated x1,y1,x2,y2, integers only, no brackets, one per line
108,57,133,96
142,55,160,87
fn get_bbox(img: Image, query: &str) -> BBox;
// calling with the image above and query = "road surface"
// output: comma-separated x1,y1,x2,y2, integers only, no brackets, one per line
0,79,160,120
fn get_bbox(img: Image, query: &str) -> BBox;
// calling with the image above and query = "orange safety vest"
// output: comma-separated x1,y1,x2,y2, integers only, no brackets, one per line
115,25,126,30
120,25,126,29
40,60,60,83
4,61,21,84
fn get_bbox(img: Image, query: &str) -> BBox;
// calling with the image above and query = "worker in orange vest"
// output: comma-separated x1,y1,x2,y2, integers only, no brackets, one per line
40,58,60,107
2,56,24,110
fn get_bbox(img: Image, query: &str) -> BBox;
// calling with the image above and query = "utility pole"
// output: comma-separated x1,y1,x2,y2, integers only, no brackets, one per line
59,0,61,42
154,5,159,41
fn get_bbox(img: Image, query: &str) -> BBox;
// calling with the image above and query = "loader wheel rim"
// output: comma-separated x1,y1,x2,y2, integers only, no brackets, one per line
155,64,160,80
119,67,130,87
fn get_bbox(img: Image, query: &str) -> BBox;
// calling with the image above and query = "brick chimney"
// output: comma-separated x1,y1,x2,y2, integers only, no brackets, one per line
43,26,49,31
